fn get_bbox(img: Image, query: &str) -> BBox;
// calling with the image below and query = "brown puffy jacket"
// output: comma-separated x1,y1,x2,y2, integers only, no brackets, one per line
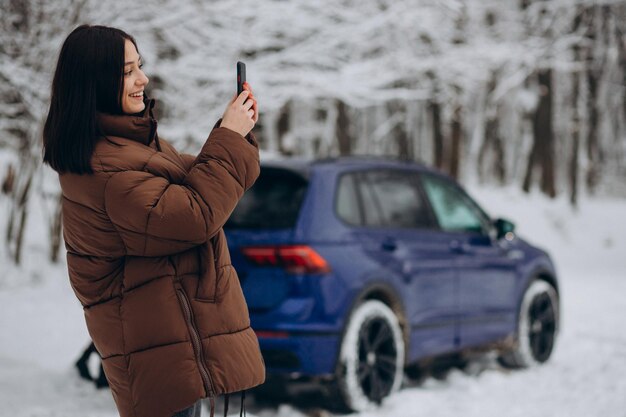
59,98,265,417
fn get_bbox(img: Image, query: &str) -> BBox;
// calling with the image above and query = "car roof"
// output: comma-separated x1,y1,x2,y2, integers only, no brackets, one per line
259,156,313,178
260,155,442,179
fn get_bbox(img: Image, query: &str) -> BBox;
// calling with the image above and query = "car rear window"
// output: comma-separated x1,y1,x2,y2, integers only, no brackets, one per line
225,167,308,230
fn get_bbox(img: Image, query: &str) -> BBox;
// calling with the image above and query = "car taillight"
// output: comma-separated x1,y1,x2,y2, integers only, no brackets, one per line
241,245,331,274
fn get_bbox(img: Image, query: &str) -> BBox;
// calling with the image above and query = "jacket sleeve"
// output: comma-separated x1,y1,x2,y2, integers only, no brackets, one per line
104,125,260,257
180,118,259,171
180,153,197,172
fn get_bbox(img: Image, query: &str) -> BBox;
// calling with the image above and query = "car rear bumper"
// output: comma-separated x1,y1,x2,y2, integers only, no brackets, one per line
243,270,352,377
256,331,340,376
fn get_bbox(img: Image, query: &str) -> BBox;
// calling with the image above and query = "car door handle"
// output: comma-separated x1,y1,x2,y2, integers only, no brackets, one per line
381,238,397,252
449,240,472,254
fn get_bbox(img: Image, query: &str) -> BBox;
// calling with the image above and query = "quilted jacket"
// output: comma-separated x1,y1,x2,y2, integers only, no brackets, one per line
59,97,265,417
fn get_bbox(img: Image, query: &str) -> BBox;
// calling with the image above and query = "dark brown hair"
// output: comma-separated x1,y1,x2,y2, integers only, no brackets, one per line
43,24,138,174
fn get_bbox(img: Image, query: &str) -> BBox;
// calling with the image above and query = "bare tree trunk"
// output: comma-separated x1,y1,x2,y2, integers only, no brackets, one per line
569,7,583,207
6,163,34,264
430,100,444,170
619,5,626,165
522,134,536,193
570,62,581,207
586,62,600,194
493,127,506,185
15,198,28,264
276,100,291,155
478,72,506,184
336,99,353,156
537,69,556,197
388,100,410,160
448,104,462,180
584,5,604,195
523,69,556,197
621,9,626,126
49,193,63,263
1,164,15,196
479,118,497,182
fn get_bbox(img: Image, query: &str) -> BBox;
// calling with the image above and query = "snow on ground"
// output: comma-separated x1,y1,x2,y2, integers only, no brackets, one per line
0,183,625,417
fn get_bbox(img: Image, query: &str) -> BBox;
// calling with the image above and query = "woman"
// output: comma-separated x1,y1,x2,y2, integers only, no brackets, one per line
42,25,265,417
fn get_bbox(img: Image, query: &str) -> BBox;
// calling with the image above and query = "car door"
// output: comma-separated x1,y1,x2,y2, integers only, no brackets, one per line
419,173,519,348
348,169,458,359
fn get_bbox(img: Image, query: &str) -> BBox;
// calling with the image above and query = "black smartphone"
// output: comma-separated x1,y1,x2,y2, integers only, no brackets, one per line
237,61,246,96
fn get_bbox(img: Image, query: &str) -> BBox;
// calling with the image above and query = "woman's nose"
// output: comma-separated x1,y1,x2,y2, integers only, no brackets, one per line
138,71,149,86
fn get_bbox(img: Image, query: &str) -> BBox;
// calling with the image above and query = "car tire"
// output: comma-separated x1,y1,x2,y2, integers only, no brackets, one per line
335,300,405,412
499,279,559,368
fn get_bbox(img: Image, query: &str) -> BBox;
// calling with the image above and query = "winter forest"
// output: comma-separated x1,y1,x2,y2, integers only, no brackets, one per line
1,0,625,265
1,1,625,417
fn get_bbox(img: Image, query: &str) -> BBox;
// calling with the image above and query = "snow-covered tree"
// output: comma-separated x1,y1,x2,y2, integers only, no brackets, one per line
1,0,90,263
0,0,624,265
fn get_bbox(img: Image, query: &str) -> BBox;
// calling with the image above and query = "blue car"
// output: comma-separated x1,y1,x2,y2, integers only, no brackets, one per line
224,157,560,411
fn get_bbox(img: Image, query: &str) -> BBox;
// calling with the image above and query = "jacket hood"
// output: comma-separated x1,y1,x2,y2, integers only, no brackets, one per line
96,96,162,151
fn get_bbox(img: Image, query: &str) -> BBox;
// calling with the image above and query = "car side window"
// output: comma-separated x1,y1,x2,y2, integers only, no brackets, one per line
356,173,384,226
420,174,487,234
335,174,363,226
359,170,432,229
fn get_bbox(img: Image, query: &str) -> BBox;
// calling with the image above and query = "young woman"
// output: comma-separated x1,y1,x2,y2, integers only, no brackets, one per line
42,25,265,417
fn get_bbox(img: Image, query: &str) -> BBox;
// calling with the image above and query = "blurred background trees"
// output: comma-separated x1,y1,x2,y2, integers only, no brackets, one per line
1,0,624,265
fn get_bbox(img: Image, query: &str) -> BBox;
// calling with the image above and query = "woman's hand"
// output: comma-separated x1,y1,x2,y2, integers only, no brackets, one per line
243,82,259,124
220,82,258,137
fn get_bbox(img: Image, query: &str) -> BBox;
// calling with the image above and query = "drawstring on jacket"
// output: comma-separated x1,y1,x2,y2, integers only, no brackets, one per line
223,394,229,417
207,391,246,417
209,396,215,417
240,390,246,417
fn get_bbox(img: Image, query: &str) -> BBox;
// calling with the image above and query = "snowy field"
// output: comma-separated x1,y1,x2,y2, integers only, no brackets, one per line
1,183,625,417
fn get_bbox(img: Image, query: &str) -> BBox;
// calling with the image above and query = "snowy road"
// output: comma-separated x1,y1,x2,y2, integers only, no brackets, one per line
1,187,625,417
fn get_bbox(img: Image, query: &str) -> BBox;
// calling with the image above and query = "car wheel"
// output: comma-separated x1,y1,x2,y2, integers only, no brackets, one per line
499,279,559,368
335,300,405,411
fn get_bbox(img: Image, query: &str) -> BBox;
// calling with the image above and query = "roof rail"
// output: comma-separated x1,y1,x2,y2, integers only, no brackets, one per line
314,154,421,164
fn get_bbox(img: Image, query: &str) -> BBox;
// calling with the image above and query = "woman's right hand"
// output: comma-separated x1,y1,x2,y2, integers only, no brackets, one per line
220,88,256,138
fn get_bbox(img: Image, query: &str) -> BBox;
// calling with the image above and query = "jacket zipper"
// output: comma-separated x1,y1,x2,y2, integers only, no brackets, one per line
175,285,215,396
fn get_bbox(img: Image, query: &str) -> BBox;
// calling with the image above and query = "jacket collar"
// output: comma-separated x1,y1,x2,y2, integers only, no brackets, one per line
97,96,162,151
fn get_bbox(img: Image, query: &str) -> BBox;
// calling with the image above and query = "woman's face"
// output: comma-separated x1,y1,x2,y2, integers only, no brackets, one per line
121,39,149,114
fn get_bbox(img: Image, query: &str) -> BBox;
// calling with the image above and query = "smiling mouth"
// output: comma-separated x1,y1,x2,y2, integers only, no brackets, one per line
130,91,144,98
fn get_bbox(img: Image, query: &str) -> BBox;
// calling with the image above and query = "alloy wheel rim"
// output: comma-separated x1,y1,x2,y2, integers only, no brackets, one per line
528,292,556,363
356,317,398,403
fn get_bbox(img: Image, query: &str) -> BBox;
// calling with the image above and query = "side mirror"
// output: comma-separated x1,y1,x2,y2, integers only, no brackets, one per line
493,218,516,240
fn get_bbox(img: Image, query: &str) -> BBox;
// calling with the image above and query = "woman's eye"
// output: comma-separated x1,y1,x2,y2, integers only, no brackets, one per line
124,62,143,76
